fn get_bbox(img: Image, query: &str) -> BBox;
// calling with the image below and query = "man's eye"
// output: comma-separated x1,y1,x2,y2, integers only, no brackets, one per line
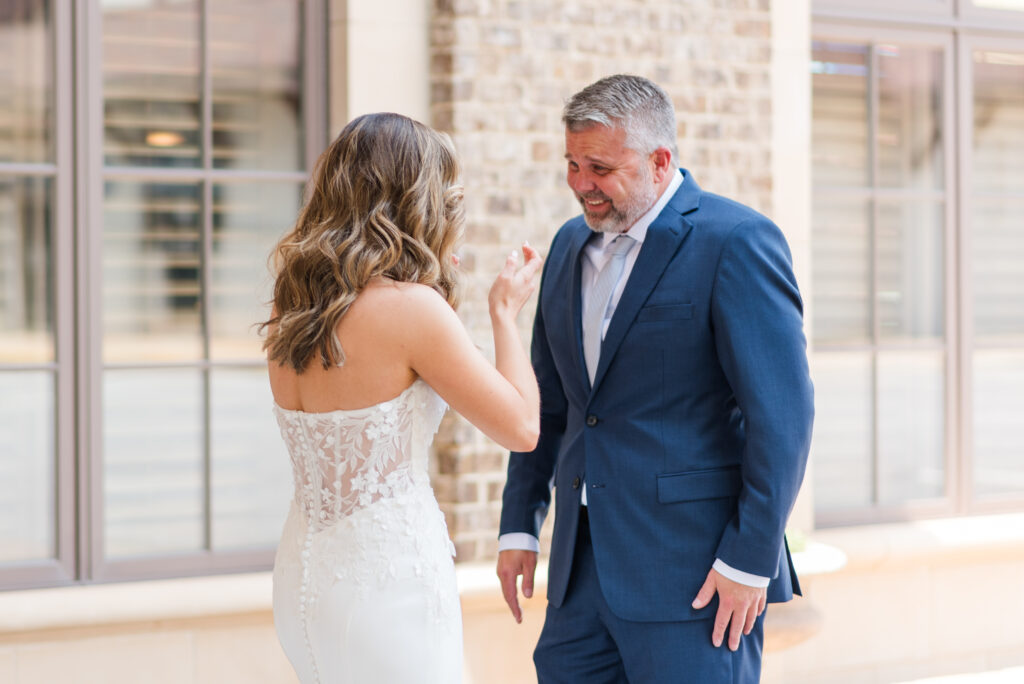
592,166,609,175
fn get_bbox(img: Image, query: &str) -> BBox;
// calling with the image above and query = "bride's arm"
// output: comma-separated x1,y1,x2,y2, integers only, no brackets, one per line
404,245,542,452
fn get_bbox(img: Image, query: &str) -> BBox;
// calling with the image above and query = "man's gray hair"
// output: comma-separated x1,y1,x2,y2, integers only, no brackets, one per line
562,74,678,164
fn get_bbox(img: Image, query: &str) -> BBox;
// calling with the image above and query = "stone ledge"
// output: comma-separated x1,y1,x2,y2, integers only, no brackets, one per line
0,563,545,640
810,512,1024,573
6,513,1020,640
0,573,274,641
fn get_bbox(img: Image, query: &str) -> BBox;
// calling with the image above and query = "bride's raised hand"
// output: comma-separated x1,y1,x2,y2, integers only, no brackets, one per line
489,242,543,322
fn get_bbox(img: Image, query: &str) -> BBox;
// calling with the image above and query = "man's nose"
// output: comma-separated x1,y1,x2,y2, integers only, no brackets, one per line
569,170,594,194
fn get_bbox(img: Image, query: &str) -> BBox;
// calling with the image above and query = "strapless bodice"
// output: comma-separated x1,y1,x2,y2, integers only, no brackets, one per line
272,378,447,532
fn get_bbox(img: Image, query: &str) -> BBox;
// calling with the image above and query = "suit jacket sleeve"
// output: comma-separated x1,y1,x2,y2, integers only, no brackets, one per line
499,245,567,539
710,217,814,578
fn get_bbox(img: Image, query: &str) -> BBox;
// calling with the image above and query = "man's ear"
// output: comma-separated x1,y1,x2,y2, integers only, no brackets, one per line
649,147,674,183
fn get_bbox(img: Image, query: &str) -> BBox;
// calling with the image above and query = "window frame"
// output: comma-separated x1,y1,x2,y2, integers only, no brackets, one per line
80,0,327,584
0,1,76,591
812,8,1024,526
956,31,1024,516
811,21,960,527
0,0,326,592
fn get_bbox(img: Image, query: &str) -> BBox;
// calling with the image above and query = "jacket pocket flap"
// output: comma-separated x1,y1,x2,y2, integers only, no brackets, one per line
636,303,694,322
657,467,741,503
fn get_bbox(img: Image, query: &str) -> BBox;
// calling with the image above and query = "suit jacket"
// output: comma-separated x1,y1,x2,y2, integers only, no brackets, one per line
500,169,814,623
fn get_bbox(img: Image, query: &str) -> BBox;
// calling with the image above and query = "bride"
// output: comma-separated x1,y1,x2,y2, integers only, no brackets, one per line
261,112,542,683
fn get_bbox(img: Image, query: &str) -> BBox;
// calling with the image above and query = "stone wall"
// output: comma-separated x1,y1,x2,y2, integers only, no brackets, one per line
428,0,776,562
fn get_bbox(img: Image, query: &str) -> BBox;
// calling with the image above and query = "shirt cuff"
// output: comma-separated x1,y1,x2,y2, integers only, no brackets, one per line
497,533,540,553
713,558,770,588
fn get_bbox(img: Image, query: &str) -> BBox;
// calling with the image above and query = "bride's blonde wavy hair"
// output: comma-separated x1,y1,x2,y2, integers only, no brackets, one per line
261,112,464,372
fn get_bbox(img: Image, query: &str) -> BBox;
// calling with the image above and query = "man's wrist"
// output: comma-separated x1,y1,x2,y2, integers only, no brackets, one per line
498,532,540,553
713,558,769,588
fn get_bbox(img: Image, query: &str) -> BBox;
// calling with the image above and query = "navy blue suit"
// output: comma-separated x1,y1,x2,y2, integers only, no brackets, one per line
500,170,814,682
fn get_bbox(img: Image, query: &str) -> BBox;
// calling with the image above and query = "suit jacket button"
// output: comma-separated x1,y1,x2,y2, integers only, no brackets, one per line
586,415,598,427
572,477,581,489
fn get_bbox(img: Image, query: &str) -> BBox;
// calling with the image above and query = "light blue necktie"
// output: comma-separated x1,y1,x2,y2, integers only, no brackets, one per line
582,235,635,384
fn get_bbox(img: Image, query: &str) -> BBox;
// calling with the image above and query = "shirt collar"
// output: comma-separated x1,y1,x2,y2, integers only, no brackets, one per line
598,169,683,250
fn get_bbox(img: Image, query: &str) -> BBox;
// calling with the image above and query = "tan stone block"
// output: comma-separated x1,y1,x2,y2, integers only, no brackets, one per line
16,632,193,684
454,540,477,560
777,568,931,676
486,196,524,216
0,648,16,684
461,587,545,684
457,478,481,503
929,561,1024,655
474,449,506,472
194,623,298,684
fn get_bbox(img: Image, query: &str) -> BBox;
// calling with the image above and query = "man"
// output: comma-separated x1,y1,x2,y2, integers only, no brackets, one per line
497,74,814,683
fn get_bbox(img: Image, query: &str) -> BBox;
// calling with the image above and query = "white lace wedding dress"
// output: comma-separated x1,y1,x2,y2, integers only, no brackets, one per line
272,378,463,683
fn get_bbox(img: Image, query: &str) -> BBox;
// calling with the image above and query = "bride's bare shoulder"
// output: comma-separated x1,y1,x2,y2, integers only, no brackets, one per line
348,279,456,330
360,278,449,309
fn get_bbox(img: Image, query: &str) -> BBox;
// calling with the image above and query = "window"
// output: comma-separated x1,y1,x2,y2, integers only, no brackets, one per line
0,0,70,584
811,4,1024,524
0,0,326,590
967,43,1024,502
811,32,952,522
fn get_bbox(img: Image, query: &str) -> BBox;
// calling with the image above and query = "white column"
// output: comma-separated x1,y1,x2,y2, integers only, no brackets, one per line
329,0,431,133
771,0,815,534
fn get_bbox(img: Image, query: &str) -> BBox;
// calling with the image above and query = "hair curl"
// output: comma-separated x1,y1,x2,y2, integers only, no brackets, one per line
261,113,464,372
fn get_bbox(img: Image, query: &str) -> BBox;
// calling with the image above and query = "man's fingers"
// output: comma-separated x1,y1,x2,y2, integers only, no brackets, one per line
743,602,757,636
691,573,716,610
498,572,522,623
728,610,744,651
521,561,535,599
712,606,731,648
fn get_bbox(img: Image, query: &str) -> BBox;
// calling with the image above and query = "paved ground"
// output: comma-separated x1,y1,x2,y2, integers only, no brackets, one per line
897,667,1024,683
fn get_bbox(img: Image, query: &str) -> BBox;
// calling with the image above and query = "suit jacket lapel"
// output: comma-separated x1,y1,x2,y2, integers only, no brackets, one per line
590,174,699,395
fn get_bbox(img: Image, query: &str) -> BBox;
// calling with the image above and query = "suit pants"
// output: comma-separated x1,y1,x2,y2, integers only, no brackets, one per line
534,507,765,684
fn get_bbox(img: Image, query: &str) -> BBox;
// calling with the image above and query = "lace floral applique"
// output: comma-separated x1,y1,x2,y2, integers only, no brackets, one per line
273,378,457,659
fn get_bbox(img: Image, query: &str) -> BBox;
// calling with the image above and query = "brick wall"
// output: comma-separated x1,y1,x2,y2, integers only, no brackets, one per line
428,0,775,563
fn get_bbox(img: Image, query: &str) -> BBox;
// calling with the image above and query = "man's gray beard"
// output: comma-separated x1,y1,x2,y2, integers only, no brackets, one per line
580,182,658,234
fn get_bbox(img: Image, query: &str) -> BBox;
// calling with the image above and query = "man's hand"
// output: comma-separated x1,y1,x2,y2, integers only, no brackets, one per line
497,549,538,624
691,567,767,651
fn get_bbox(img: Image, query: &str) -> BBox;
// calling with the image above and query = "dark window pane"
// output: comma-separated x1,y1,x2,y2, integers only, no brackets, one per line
102,181,203,363
0,371,55,563
103,368,204,559
972,198,1024,340
876,201,945,343
878,45,944,190
877,351,945,503
210,368,291,550
209,0,303,171
973,50,1024,196
102,0,201,168
974,350,1024,497
812,40,869,188
812,352,874,512
812,197,872,345
0,0,53,164
0,176,53,363
210,182,301,361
